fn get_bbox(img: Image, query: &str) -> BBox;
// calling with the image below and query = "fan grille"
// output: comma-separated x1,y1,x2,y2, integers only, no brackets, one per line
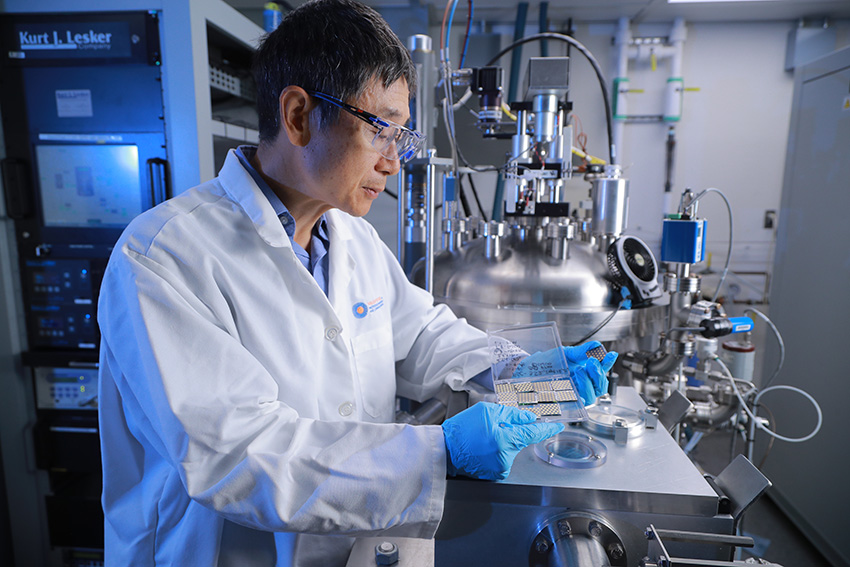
607,248,625,286
622,237,656,282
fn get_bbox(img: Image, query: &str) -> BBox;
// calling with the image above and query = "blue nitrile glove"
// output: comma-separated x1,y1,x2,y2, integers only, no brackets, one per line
513,342,618,405
564,341,618,405
442,402,564,480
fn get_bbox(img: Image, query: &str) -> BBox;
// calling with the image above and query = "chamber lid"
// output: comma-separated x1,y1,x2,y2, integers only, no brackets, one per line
583,403,646,439
533,431,607,469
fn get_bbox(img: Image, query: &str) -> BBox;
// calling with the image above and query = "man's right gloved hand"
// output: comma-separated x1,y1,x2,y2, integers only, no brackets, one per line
441,402,564,481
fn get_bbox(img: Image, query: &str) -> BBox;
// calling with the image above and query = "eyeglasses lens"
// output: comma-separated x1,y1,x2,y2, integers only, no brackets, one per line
373,125,422,162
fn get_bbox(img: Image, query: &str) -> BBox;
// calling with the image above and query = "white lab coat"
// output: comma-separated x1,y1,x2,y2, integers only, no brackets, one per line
98,150,491,566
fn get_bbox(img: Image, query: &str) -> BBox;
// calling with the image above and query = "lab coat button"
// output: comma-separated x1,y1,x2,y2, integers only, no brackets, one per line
338,402,354,417
324,326,340,341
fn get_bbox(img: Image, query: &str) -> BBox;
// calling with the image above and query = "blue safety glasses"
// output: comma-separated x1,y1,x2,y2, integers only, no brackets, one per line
307,90,425,162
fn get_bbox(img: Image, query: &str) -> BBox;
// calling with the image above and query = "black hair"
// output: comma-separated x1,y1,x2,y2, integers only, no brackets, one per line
252,0,416,143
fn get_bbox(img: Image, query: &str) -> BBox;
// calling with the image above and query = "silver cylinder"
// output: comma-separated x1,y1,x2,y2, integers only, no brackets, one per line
661,332,696,357
549,109,568,164
546,221,575,260
591,166,629,238
407,35,436,153
695,336,718,362
511,218,544,242
404,172,427,244
575,219,592,242
533,94,560,143
443,218,466,252
480,220,505,259
513,111,532,164
407,33,431,51
424,152,436,292
720,340,755,383
512,134,532,164
664,272,701,294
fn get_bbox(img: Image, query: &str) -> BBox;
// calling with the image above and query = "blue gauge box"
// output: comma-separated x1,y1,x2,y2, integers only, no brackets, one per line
661,217,707,264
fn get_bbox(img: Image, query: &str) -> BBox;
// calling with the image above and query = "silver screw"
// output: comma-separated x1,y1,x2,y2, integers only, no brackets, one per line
557,520,572,536
536,539,550,554
588,521,603,538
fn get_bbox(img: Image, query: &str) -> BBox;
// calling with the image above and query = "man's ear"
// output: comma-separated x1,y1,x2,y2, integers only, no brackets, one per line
278,86,314,147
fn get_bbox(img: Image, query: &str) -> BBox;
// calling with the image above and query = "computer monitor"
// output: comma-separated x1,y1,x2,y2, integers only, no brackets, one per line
35,144,142,228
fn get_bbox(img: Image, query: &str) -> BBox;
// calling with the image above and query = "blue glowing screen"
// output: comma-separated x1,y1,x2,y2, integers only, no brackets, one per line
35,144,142,228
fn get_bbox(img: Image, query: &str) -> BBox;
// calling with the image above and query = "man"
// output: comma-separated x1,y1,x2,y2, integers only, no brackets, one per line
97,1,613,565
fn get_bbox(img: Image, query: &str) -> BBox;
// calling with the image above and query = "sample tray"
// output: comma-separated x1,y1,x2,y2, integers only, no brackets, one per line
487,322,588,423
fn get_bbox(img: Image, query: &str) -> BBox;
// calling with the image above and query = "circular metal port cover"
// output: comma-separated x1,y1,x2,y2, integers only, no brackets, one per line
533,431,608,469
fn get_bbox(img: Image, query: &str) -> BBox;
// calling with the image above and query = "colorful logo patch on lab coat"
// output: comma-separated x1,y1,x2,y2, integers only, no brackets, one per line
353,302,368,318
352,297,384,319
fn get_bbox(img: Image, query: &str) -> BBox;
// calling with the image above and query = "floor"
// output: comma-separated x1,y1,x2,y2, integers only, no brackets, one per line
687,427,835,567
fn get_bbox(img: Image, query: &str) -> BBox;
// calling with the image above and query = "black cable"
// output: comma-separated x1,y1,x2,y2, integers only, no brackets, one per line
484,32,616,165
455,141,506,174
457,176,472,217
570,305,620,346
538,2,549,56
383,188,398,200
465,173,488,222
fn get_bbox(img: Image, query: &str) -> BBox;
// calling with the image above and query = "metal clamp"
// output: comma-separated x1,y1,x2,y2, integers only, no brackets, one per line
640,524,783,567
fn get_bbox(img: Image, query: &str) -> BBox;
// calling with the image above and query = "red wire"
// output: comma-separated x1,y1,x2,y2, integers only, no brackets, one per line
533,142,546,168
571,113,589,170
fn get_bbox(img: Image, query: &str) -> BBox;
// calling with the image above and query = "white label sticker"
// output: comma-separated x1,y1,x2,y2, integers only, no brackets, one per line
55,89,93,117
843,96,850,112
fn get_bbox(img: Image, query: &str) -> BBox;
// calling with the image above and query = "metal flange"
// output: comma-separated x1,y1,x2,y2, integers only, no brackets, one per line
529,513,627,567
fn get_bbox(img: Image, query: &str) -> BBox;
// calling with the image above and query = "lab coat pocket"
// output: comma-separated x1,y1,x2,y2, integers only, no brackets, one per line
350,324,396,421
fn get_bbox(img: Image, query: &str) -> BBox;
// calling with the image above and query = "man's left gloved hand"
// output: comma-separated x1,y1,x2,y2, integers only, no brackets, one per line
564,341,618,405
513,341,618,406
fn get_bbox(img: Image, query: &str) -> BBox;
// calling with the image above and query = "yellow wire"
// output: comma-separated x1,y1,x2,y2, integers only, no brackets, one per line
572,147,606,165
498,105,604,164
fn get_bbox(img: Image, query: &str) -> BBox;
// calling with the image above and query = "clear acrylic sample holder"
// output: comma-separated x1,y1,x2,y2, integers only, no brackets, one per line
487,322,588,423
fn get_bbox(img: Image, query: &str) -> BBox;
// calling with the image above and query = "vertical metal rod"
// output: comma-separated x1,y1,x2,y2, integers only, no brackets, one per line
730,422,739,463
425,155,435,292
673,360,685,444
397,170,405,265
746,404,758,463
